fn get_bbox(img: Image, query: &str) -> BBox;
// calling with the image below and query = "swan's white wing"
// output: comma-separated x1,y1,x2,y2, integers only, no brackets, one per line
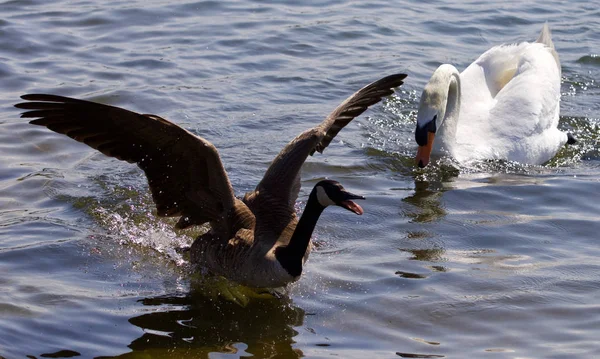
536,22,561,76
452,27,565,164
487,42,564,163
452,43,531,160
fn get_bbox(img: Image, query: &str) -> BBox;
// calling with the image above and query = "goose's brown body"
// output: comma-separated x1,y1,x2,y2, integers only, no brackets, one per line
16,73,406,288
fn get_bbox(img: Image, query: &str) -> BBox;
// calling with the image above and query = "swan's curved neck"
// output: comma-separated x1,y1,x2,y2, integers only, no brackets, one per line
275,189,325,277
439,67,461,150
422,64,461,152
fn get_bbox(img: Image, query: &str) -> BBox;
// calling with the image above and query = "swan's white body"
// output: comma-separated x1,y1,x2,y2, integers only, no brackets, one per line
416,24,569,166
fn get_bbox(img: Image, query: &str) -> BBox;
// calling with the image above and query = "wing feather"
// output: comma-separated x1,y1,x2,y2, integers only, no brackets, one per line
16,94,241,232
251,73,407,223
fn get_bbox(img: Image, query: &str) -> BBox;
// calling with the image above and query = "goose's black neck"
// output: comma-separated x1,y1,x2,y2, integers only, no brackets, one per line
275,189,325,278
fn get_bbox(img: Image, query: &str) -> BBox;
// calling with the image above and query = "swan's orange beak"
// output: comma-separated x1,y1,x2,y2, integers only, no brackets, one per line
416,132,435,168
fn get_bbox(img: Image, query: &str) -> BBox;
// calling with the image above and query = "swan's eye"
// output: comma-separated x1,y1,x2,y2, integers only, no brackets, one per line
429,115,438,133
415,115,437,146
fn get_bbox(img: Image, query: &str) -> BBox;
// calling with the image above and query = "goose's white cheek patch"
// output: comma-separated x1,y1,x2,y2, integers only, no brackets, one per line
316,186,336,207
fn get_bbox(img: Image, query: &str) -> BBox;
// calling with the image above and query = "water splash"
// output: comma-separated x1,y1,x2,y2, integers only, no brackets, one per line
68,173,203,267
94,205,193,266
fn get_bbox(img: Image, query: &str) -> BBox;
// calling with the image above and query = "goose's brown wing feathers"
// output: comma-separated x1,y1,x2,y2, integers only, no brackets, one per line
16,94,240,232
312,74,407,155
253,73,407,219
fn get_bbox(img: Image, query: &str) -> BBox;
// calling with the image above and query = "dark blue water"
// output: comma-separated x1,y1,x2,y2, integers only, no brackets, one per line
1,1,599,358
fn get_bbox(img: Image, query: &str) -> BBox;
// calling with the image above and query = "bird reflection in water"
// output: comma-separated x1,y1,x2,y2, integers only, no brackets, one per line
99,283,306,358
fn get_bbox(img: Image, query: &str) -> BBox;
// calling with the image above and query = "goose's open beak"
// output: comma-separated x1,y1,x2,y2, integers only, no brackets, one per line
339,192,365,215
416,132,435,168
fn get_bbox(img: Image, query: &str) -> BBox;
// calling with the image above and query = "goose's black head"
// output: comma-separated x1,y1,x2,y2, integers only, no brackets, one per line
274,180,365,280
313,179,365,215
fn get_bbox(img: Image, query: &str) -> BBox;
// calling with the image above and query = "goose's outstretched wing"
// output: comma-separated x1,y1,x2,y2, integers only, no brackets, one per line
16,94,242,232
251,73,407,223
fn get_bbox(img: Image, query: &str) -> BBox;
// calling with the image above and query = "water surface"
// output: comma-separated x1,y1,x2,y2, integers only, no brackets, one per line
1,0,599,358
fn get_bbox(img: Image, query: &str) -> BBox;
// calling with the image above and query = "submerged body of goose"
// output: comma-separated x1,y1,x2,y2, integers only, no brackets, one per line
16,73,406,288
415,24,574,168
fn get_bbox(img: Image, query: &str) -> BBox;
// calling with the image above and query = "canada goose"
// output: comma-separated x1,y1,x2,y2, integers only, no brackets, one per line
16,73,406,288
415,24,574,168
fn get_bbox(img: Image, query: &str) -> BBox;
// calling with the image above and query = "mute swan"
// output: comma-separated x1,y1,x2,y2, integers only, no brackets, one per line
15,73,406,288
415,24,575,168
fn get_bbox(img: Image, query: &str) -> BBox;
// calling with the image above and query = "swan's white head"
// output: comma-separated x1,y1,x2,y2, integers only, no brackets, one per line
415,64,461,167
